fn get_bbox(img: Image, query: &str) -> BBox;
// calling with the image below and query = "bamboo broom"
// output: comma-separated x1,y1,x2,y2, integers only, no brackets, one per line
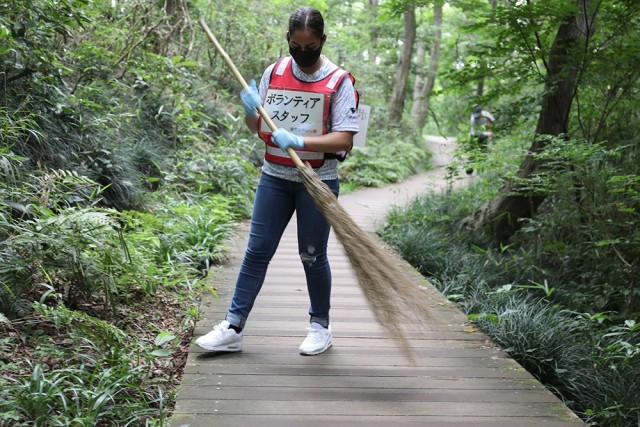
199,19,433,360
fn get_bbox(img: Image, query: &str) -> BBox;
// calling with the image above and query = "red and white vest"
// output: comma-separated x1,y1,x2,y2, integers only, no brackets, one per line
258,56,356,168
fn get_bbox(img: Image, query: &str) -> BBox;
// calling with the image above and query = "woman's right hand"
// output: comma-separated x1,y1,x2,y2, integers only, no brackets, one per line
240,79,262,116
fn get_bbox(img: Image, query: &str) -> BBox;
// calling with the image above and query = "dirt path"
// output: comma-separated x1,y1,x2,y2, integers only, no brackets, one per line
425,134,458,167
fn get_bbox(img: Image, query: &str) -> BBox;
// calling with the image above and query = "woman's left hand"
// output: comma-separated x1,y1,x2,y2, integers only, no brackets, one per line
272,129,305,151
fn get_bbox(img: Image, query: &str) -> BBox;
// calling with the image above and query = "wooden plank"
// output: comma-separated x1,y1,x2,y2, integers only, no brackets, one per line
189,336,498,351
182,354,512,369
173,399,572,417
170,415,581,427
178,372,548,396
188,345,505,357
175,386,559,403
195,319,480,332
191,328,488,341
181,363,535,379
200,308,462,322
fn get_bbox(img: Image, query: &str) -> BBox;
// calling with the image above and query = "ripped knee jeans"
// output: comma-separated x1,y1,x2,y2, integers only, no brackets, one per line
226,172,339,329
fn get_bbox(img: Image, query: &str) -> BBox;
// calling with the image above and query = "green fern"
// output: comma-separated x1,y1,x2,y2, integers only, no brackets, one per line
38,207,119,233
0,206,134,316
340,139,430,187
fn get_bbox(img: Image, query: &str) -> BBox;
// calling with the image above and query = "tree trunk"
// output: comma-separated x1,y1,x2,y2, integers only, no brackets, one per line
411,40,427,117
412,0,443,129
160,0,194,57
388,6,416,127
476,0,497,97
164,0,183,26
476,73,485,97
464,0,595,242
368,0,379,64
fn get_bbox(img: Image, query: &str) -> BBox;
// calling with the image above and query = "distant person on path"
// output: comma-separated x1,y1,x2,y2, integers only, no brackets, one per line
195,6,359,356
469,105,495,151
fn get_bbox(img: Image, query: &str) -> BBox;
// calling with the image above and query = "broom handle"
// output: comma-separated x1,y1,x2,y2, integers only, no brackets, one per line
198,19,306,169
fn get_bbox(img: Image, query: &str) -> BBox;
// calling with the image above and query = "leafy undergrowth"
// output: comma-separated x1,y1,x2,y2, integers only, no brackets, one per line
0,165,247,424
339,126,432,190
380,178,640,427
0,275,208,426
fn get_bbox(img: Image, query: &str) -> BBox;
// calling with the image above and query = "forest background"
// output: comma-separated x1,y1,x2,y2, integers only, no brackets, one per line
0,0,638,426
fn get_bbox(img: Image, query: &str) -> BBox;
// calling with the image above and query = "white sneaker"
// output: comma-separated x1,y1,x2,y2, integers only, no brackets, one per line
299,322,332,355
195,320,243,352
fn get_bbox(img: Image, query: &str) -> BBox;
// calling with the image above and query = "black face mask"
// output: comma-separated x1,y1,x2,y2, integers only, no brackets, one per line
289,45,322,68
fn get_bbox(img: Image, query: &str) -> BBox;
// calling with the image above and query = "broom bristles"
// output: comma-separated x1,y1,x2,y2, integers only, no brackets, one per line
297,164,434,361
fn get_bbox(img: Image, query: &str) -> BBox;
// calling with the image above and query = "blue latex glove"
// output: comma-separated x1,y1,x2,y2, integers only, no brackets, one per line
271,128,305,151
240,79,262,116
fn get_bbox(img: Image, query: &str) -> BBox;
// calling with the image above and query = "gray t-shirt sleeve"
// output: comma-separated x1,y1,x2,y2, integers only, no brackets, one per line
330,77,359,133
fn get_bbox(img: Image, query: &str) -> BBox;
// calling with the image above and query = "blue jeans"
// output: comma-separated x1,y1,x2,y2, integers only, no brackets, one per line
226,172,339,329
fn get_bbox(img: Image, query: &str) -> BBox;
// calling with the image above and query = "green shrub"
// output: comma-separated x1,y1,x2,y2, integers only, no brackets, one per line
472,293,590,382
163,147,258,218
512,139,640,315
0,206,132,317
339,126,432,188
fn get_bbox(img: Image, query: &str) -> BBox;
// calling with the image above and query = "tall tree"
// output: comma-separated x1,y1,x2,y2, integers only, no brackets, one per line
411,38,427,114
369,0,380,64
388,5,417,127
161,0,194,57
464,0,597,241
411,0,443,129
475,0,497,97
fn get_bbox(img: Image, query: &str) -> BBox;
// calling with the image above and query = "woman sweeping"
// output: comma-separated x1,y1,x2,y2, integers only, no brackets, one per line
196,6,359,355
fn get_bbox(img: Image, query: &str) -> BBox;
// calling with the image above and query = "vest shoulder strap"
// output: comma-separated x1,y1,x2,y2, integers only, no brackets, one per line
274,56,291,76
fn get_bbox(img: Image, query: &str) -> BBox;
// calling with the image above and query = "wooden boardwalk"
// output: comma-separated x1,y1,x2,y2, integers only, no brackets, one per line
170,138,584,427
